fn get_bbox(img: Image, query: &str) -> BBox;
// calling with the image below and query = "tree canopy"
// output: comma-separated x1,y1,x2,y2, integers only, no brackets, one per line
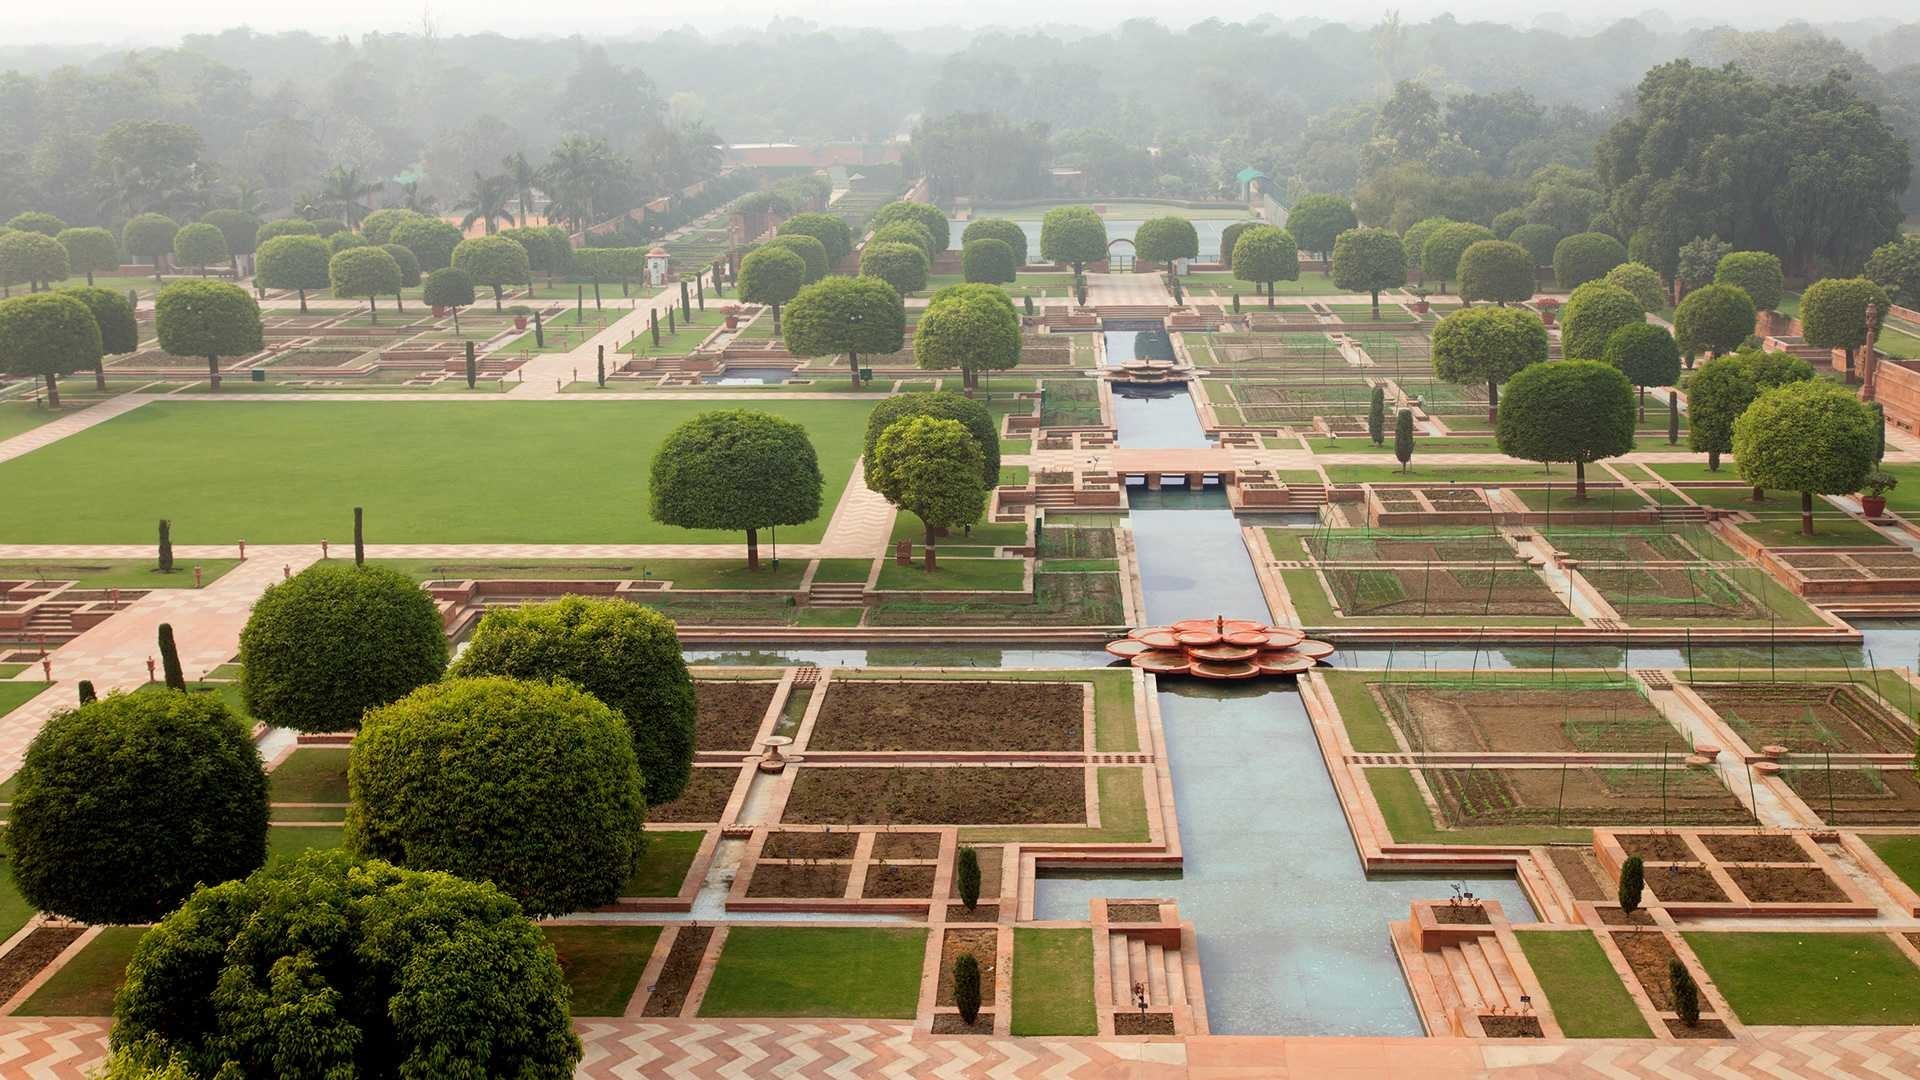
765,233,829,282
1507,223,1560,269
1039,206,1108,271
1686,355,1761,471
869,416,987,567
254,218,319,245
859,240,930,297
0,291,102,407
153,280,263,388
1331,227,1408,318
1673,282,1756,358
1457,239,1535,304
358,208,425,245
122,213,179,267
1231,225,1300,306
1431,305,1549,420
171,222,229,274
0,231,69,291
1134,216,1199,267
1553,231,1627,290
381,243,421,288
777,213,855,264
1421,221,1495,290
1496,359,1636,497
1560,280,1643,360
61,285,138,356
1284,195,1357,259
421,266,476,310
962,237,1017,284
390,217,464,272
867,201,951,253
739,245,808,320
914,284,1021,393
1864,235,1920,309
1603,321,1682,417
870,221,938,261
1602,261,1667,312
961,218,1028,265
783,275,906,386
452,235,530,308
329,246,402,321
1800,277,1892,375
863,391,1000,490
650,409,823,567
1715,250,1784,312
56,227,121,285
1733,380,1880,534
254,234,331,311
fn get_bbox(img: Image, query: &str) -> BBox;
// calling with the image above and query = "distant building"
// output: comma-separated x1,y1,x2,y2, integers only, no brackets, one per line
721,142,902,169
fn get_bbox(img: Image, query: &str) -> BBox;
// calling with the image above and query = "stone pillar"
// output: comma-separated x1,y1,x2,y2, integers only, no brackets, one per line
1862,301,1885,401
1146,474,1162,491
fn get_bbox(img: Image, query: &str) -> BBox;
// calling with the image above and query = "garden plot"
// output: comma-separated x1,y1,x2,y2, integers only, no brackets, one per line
694,680,779,752
646,765,742,823
781,765,1087,825
806,679,1087,752
1691,683,1917,754
1419,766,1750,829
1315,564,1568,619
1304,530,1513,564
1781,766,1920,825
1375,683,1683,754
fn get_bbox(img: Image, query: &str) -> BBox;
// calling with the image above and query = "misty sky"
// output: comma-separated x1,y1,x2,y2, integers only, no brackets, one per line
12,1,1916,46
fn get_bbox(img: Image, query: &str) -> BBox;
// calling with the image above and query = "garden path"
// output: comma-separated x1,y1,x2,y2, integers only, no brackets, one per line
1084,271,1174,307
0,395,149,466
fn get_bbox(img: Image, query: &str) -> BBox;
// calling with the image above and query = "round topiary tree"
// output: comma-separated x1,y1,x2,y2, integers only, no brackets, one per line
381,243,421,289
777,212,855,264
962,238,1017,285
1218,220,1255,265
869,416,987,571
390,217,464,272
1864,235,1920,309
6,211,65,237
1559,280,1643,360
961,218,1028,265
1733,380,1880,536
1400,217,1453,275
915,283,1020,392
358,208,424,246
1421,222,1495,294
450,596,697,804
1232,225,1300,307
1039,206,1108,275
200,210,260,274
171,223,229,277
1507,224,1560,279
1685,355,1758,472
254,234,332,312
329,246,402,323
738,245,808,333
1603,261,1667,313
1603,321,1682,420
1491,208,1527,240
863,390,1000,489
154,279,263,390
328,231,369,256
867,201,950,255
254,217,319,245
1284,194,1357,261
60,285,137,389
784,274,906,388
1800,277,1892,379
1673,282,1756,360
1456,240,1536,305
1715,251,1784,313
1496,359,1636,499
239,562,448,733
110,849,580,1079
1133,216,1199,272
0,231,70,292
870,221,937,262
421,266,476,332
10,689,267,924
0,290,101,408
1552,231,1628,290
452,235,530,310
765,233,829,283
860,240,930,298
1332,227,1408,319
56,227,121,286
1431,305,1549,421
650,408,823,568
122,213,180,280
347,676,646,916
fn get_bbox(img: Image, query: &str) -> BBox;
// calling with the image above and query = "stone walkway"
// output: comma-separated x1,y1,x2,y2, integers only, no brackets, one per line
1085,271,1174,307
0,395,150,466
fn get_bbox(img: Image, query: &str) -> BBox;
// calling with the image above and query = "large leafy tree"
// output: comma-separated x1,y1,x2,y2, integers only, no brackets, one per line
1799,277,1891,379
254,235,331,313
60,286,137,389
389,217,464,272
254,218,319,245
1715,251,1784,313
1496,359,1636,499
357,209,424,246
1560,280,1643,360
1400,216,1453,272
1733,381,1879,536
1432,305,1548,421
1231,225,1300,307
1603,262,1667,313
765,233,829,283
348,677,645,916
329,247,402,324
914,284,1020,392
450,596,697,804
867,201,950,254
962,238,1017,284
650,409,822,569
154,280,262,391
1420,222,1495,293
859,240,930,297
738,246,807,333
171,223,229,277
122,213,180,280
1685,355,1759,473
110,850,580,1079
863,391,1000,490
1331,227,1408,319
1507,224,1559,277
1133,216,1199,271
869,416,987,570
1218,221,1255,265
0,231,69,292
1039,206,1108,274
1603,322,1682,420
200,210,260,274
55,227,120,286
239,563,448,733
6,211,65,236
0,291,101,407
451,235,530,310
1284,195,1357,260
11,690,267,924
1552,231,1627,290
1457,240,1535,305
1673,282,1756,359
960,218,1028,265
783,275,906,388
778,213,855,264
871,221,937,262
1864,235,1920,309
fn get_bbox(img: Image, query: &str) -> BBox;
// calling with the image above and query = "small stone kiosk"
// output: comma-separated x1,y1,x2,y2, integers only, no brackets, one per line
645,246,670,287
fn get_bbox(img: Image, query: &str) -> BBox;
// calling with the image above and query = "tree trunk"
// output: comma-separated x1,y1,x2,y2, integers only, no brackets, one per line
1266,281,1274,309
453,307,461,334
43,372,59,409
1845,346,1856,380
395,293,404,312
1487,380,1498,424
369,299,379,325
494,285,503,311
207,356,221,392
1801,490,1815,536
1708,449,1720,472
1575,459,1587,501
94,361,106,391
745,527,759,570
86,270,95,286
1638,384,1646,422
772,302,781,334
848,350,861,388
297,287,308,314
1370,289,1381,320
924,522,938,571
1752,487,1765,502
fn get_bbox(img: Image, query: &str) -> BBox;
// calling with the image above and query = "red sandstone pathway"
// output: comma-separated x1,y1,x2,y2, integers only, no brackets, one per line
0,396,150,466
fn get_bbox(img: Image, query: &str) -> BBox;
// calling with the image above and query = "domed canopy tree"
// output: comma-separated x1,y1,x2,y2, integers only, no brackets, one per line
1457,240,1536,305
389,217,463,272
863,391,999,490
358,208,424,245
110,849,581,1079
347,677,646,916
1133,216,1199,272
171,222,229,277
765,233,829,282
1603,262,1667,313
738,245,808,333
154,280,262,390
1715,251,1783,313
1507,224,1559,280
1039,206,1108,275
1560,280,1643,360
962,238,1017,284
421,266,476,332
381,243,421,289
914,283,1020,391
1432,305,1549,422
1400,217,1453,272
1420,222,1495,294
1603,321,1682,420
1553,232,1627,290
254,234,331,313
56,227,120,286
859,240,929,298
867,201,950,254
650,409,822,569
329,246,402,323
60,285,137,389
239,562,448,733
961,218,1027,265
1332,227,1408,320
254,217,319,245
777,212,855,264
6,211,65,236
199,210,259,274
451,235,529,310
783,274,905,388
869,416,987,571
122,213,180,280
1495,359,1636,499
1733,380,1879,536
1218,221,1255,265
1684,355,1759,473
1231,225,1300,308
1799,277,1892,380
870,221,937,262
10,689,267,924
0,231,70,292
0,290,101,408
450,596,696,804
1673,282,1756,360
1284,195,1357,261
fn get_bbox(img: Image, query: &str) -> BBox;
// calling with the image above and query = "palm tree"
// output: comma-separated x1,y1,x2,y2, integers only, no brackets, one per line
503,152,542,227
456,172,515,235
318,164,381,229
395,180,440,216
229,180,267,217
542,136,623,234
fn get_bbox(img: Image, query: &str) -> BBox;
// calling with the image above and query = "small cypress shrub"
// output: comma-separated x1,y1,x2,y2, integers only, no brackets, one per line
532,309,544,349
650,309,660,346
1668,394,1680,445
596,345,606,388
158,519,174,574
353,506,365,566
1669,957,1700,1027
1023,295,1034,316
1617,854,1645,914
1232,292,1241,313
953,954,982,1026
158,622,187,690
1368,386,1386,446
681,280,691,319
1393,409,1415,473
464,340,477,388
956,846,982,911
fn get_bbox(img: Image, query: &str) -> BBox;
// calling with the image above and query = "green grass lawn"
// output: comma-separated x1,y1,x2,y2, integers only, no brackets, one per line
1365,767,1593,846
0,401,873,544
875,558,1025,591
1184,270,1341,296
1514,930,1652,1038
0,683,50,722
0,864,35,946
1683,932,1920,1025
543,926,661,1016
1863,835,1920,896
14,926,147,1016
1010,928,1097,1035
698,926,926,1018
810,558,873,584
1513,486,1653,514
375,558,805,589
0,559,240,590
624,830,705,896
1323,463,1561,485
268,747,350,804
0,400,80,442
1307,435,1505,455
268,824,345,862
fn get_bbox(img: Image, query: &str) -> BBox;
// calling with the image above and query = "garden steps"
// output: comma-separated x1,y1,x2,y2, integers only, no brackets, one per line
806,582,867,607
1144,942,1169,1005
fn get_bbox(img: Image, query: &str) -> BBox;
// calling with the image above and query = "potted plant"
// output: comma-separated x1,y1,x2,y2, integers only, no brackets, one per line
507,305,532,331
1861,469,1897,518
1410,287,1431,315
1536,297,1560,327
721,305,741,330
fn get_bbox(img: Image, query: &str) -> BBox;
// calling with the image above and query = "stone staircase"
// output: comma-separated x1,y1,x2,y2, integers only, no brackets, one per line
1658,503,1712,524
1422,936,1533,1037
1108,930,1188,1015
1032,484,1082,509
806,582,866,608
1285,485,1329,508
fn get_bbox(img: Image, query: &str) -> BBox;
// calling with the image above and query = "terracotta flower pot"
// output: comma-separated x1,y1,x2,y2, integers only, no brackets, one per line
513,316,528,330
1862,495,1887,518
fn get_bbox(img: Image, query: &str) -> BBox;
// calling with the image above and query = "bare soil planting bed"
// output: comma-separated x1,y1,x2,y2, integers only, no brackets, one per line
948,903,1000,922
951,846,1004,901
1306,534,1513,564
1478,1016,1543,1038
695,681,779,752
648,767,739,822
1114,1013,1178,1035
863,864,937,898
1320,565,1568,618
0,926,84,1004
1724,865,1847,903
745,862,850,898
1431,904,1493,924
1693,683,1915,754
1782,767,1920,825
808,681,1085,752
932,1013,996,1034
1646,865,1728,903
1105,903,1162,922
1547,847,1610,900
1380,685,1678,753
1610,930,1682,1010
641,927,711,1017
937,929,999,1007
1583,566,1764,621
1699,833,1810,863
761,831,859,859
872,832,942,859
1618,834,1696,862
1425,767,1750,829
1666,1018,1733,1039
782,766,1088,825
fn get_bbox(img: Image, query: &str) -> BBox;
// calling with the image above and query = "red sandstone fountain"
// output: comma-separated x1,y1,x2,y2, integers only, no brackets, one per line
1104,616,1334,680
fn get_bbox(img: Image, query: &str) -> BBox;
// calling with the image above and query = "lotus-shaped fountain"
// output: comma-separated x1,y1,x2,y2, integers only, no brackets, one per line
1104,616,1334,679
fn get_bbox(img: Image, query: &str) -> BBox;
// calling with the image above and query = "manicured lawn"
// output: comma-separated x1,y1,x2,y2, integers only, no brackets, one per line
1648,461,1741,484
0,400,81,442
624,830,705,896
15,927,147,1016
1864,835,1920,895
1514,930,1652,1038
268,825,345,862
0,559,240,590
875,558,1025,591
698,927,926,1018
0,401,873,544
1307,435,1505,455
375,558,806,589
0,863,35,946
1000,465,1029,485
889,512,1029,548
0,683,50,722
1683,932,1920,1025
1323,463,1561,485
1513,487,1653,514
543,926,662,1016
1010,927,1097,1035
810,558,873,583
268,747,350,804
